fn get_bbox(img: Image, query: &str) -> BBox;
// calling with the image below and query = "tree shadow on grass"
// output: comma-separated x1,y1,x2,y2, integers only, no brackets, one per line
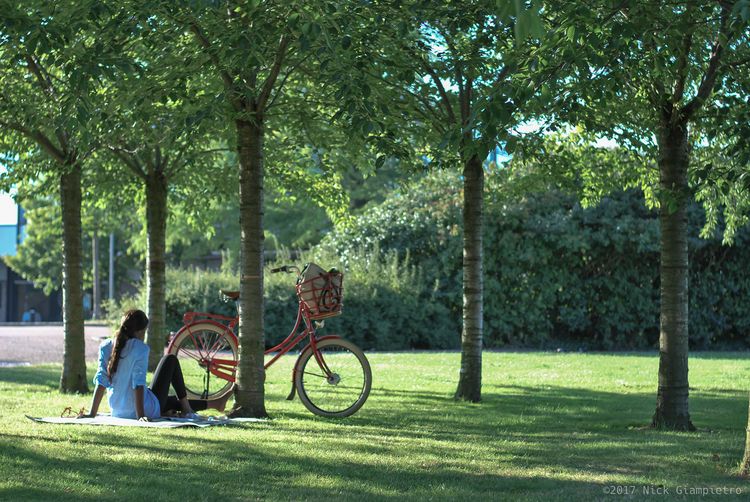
362,383,747,432
548,351,750,360
2,366,748,500
265,381,748,490
0,427,619,502
0,365,61,390
334,383,748,476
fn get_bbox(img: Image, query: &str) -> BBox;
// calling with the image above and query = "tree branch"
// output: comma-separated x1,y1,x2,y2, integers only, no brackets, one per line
79,146,97,163
155,145,163,173
161,150,170,173
143,146,156,175
258,35,291,110
25,55,56,97
31,130,67,163
462,76,473,129
25,55,71,152
266,51,310,110
166,143,192,179
681,3,731,120
494,65,512,87
0,120,67,163
398,36,458,125
672,33,693,104
421,59,457,125
726,53,750,68
189,21,243,111
439,28,467,125
109,147,147,180
365,68,446,124
640,32,667,110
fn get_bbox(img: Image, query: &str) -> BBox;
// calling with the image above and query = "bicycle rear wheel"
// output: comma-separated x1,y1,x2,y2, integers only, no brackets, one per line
167,323,237,400
294,338,372,418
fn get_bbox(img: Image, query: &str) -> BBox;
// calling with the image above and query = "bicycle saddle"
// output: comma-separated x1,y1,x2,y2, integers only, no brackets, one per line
220,289,240,300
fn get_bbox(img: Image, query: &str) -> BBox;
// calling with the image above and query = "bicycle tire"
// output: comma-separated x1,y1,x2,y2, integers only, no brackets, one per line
167,322,237,400
294,338,372,418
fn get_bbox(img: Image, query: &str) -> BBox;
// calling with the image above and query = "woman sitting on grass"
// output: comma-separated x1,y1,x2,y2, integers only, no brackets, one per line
80,309,230,421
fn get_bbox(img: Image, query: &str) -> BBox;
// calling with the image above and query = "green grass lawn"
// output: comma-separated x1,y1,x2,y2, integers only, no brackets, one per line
1,351,749,501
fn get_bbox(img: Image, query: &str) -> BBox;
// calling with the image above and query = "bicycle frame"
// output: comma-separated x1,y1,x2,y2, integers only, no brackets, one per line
174,300,340,385
169,267,369,417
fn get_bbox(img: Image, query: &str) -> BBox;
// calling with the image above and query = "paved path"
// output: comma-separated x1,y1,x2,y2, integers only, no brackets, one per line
0,324,111,365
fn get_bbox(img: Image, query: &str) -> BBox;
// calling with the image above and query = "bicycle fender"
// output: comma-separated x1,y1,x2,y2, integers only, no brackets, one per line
286,335,339,401
290,334,342,385
294,335,342,365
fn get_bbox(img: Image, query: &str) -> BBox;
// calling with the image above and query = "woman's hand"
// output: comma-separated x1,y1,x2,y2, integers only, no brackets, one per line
134,386,146,419
85,385,106,418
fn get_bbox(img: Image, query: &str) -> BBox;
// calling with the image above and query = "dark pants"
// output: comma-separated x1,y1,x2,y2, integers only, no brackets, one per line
150,354,207,414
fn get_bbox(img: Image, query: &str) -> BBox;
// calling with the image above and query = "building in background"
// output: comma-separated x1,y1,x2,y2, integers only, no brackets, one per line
0,193,62,322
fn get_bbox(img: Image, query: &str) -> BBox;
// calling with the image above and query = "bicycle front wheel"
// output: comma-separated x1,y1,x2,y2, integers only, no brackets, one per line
294,338,372,418
167,323,237,400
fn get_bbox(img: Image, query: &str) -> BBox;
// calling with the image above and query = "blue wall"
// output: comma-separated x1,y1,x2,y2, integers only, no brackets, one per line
0,225,16,256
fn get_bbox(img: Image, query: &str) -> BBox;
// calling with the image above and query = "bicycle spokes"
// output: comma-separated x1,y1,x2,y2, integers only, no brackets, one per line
170,325,237,400
173,267,371,417
297,340,371,417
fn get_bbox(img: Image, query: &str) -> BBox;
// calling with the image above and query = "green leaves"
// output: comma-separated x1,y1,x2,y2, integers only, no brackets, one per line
375,155,386,169
565,25,576,42
301,21,322,40
732,0,750,22
514,2,545,41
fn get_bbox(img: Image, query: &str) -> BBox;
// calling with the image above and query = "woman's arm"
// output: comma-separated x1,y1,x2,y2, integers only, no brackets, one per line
78,385,106,418
134,386,147,420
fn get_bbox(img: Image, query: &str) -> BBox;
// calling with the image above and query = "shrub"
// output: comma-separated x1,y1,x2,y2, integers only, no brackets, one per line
323,170,750,350
108,248,459,351
111,171,750,351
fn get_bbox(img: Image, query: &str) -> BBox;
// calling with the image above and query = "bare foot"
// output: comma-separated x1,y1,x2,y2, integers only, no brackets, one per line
207,390,233,412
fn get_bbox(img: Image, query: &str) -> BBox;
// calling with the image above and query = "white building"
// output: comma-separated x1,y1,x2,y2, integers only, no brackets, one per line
0,193,61,322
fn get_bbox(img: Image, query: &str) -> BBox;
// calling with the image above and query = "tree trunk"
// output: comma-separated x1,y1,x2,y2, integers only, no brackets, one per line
651,122,694,431
92,230,101,320
455,152,483,402
109,233,115,300
741,394,750,476
59,164,88,393
230,116,268,418
145,169,168,370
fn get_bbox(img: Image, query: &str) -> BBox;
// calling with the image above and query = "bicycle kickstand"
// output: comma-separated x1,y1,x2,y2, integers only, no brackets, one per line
286,378,296,401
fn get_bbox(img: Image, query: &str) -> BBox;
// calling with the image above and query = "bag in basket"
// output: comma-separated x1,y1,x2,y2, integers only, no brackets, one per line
297,262,343,317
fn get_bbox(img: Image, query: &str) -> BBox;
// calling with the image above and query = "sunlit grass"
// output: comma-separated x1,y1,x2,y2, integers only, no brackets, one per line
1,352,749,501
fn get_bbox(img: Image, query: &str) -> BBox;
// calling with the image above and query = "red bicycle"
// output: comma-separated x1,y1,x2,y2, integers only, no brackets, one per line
166,264,372,418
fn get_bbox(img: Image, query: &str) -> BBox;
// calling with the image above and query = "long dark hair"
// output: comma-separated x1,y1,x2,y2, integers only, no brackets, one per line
107,309,149,377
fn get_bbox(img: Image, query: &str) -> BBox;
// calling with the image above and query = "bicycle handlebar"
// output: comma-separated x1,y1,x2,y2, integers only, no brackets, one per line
270,265,300,274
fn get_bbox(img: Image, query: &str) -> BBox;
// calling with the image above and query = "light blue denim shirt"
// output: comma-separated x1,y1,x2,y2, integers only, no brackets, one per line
94,338,160,419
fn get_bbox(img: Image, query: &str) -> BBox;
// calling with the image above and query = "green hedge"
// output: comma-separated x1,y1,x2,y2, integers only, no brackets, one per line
111,171,750,351
321,171,750,350
109,250,458,351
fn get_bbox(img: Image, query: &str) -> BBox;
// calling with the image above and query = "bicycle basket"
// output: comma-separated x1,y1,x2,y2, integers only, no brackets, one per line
296,264,344,320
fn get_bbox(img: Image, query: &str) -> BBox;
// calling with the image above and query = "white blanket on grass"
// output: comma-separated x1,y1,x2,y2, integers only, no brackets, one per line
27,414,267,428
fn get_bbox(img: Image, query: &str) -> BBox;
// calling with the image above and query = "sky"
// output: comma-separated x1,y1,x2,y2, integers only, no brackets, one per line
0,162,18,225
0,193,17,225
